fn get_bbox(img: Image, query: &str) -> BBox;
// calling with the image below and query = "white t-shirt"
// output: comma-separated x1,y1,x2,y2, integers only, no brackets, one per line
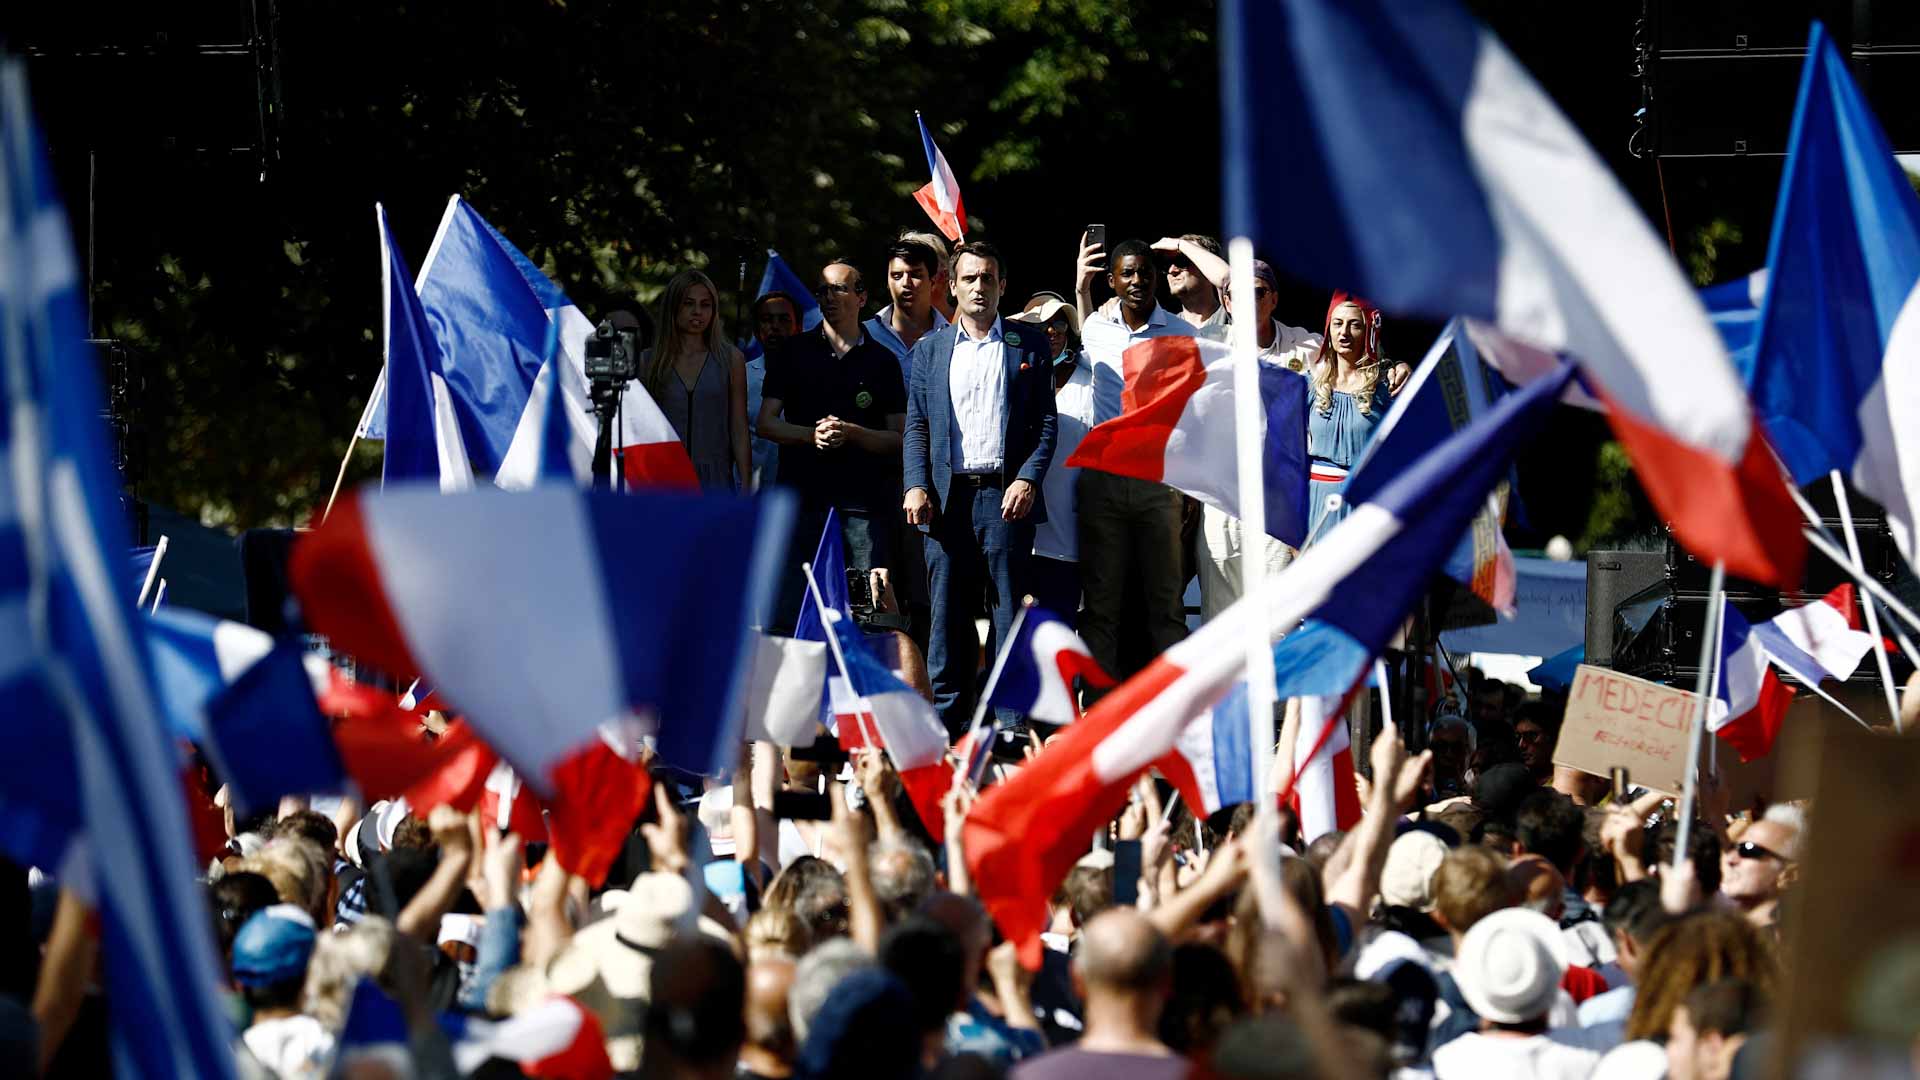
1033,359,1097,561
1589,1038,1667,1080
1430,1031,1602,1080
242,1015,336,1080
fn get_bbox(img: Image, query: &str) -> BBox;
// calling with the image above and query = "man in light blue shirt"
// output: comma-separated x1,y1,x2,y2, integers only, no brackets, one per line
864,237,951,386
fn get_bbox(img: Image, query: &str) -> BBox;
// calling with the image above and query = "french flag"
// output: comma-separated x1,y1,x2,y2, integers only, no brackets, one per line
912,111,968,242
290,484,793,783
984,605,1114,726
1289,694,1362,843
1223,0,1804,587
1745,25,1920,565
339,979,614,1080
1068,335,1311,548
379,204,474,491
827,610,955,842
1713,585,1876,761
1161,681,1257,816
966,356,1572,967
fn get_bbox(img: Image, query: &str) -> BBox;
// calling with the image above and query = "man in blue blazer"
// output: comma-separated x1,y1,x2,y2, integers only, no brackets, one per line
902,241,1058,734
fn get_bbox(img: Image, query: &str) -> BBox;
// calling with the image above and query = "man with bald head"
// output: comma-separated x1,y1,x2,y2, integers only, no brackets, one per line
1010,909,1184,1079
739,958,797,1080
1720,805,1801,930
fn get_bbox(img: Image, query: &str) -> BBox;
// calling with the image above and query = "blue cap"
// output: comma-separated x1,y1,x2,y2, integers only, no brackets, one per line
231,904,317,987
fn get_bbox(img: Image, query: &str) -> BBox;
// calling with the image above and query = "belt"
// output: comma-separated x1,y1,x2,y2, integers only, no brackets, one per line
1309,463,1349,484
952,472,1002,487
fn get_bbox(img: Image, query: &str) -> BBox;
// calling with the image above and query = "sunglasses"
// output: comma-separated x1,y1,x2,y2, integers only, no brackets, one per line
1515,727,1546,743
1253,286,1272,300
1168,257,1196,272
1732,840,1789,863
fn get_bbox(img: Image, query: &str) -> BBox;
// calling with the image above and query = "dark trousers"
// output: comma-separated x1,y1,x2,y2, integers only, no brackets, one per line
1027,555,1082,629
924,476,1033,735
1076,469,1188,702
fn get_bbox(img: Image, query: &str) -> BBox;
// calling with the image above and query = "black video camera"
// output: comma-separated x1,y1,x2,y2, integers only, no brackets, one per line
583,317,641,417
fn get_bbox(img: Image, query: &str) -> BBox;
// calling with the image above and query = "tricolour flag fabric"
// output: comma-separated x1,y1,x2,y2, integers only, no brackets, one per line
828,611,954,842
742,633,827,747
1290,694,1362,842
379,204,475,491
1066,335,1311,547
290,485,793,782
966,356,1572,968
1270,364,1578,703
1161,681,1257,816
984,606,1113,726
912,111,968,242
1756,584,1875,685
145,606,278,741
1347,319,1518,612
0,57,237,1078
1745,25,1920,565
1222,0,1803,587
1711,601,1796,763
743,251,824,358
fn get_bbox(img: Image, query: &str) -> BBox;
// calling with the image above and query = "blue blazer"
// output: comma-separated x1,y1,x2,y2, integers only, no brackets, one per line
902,318,1058,532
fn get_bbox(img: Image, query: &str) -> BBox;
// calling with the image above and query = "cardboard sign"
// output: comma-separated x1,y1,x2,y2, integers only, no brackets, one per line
1555,665,1698,795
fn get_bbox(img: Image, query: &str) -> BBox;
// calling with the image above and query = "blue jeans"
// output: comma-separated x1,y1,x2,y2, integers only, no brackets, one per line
924,478,1033,735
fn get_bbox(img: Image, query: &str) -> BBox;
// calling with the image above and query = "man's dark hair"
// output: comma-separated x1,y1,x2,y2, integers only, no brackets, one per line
879,917,968,1037
390,816,434,851
209,872,280,958
1110,238,1156,271
886,239,941,277
1159,943,1244,1054
270,810,338,854
241,976,306,1013
1323,976,1397,1040
1603,879,1670,945
644,938,747,1069
951,241,1006,280
766,856,849,941
367,847,439,917
753,290,800,319
1515,790,1585,874
1644,818,1723,897
1685,978,1766,1038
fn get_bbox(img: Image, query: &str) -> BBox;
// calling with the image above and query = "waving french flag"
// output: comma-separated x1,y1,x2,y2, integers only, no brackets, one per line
985,605,1114,726
827,611,955,840
967,357,1571,967
1068,335,1311,547
1712,585,1876,760
292,484,792,782
1289,694,1362,842
379,204,474,491
1162,681,1257,816
1746,26,1920,565
1222,0,1803,587
912,111,968,242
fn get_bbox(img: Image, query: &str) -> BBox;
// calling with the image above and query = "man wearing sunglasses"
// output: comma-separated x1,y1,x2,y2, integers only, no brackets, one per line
1719,807,1801,930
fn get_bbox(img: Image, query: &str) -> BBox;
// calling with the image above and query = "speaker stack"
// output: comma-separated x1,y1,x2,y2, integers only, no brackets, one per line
1636,0,1920,158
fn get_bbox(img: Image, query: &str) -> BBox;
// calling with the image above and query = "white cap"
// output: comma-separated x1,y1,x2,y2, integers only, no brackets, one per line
1379,831,1449,912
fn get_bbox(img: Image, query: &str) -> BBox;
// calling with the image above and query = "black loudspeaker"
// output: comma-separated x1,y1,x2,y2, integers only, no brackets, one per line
237,527,298,636
1639,0,1920,157
1585,550,1669,667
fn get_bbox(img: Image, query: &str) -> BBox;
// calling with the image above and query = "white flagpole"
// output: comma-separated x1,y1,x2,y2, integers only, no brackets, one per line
149,579,166,614
135,533,169,608
1829,471,1904,729
1229,237,1279,811
801,561,880,751
1672,562,1725,873
951,599,1033,796
1785,482,1920,646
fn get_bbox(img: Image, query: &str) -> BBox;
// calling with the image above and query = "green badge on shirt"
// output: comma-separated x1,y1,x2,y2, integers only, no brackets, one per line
854,390,873,409
1004,330,1023,348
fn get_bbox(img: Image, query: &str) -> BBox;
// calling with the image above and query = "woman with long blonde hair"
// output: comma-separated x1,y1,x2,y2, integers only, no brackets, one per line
1306,291,1394,539
644,269,750,492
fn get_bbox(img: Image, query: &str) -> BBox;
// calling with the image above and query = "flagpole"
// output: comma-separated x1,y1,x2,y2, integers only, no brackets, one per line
801,560,880,751
135,534,169,608
1228,237,1280,812
1829,471,1904,729
1672,561,1724,874
149,579,166,613
965,598,1032,738
1785,482,1920,647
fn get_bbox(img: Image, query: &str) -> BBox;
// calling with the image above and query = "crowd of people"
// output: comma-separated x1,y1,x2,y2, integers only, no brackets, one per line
1,230,1854,1080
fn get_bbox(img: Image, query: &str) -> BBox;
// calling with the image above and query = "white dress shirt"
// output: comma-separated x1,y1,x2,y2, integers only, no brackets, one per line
948,317,1007,474
1079,304,1193,424
1033,358,1096,561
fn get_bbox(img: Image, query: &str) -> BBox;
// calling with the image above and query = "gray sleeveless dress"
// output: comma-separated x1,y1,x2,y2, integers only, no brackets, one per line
651,349,736,493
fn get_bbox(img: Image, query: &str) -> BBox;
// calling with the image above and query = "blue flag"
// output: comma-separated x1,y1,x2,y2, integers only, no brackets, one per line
742,250,824,363
1746,23,1920,560
379,204,474,490
203,639,345,814
0,58,237,1078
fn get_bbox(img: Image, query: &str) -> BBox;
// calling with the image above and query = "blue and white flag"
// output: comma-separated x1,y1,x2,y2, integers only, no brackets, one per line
379,204,475,491
1746,24,1920,564
983,606,1112,726
1166,681,1257,815
1269,363,1578,701
1702,271,1768,377
1221,0,1801,587
0,57,237,1078
145,607,276,741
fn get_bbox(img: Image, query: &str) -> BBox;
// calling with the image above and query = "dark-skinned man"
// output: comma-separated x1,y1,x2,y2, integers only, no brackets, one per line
903,242,1057,734
1072,236,1195,696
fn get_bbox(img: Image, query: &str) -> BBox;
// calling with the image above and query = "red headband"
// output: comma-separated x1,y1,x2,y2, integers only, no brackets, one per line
1321,290,1382,365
